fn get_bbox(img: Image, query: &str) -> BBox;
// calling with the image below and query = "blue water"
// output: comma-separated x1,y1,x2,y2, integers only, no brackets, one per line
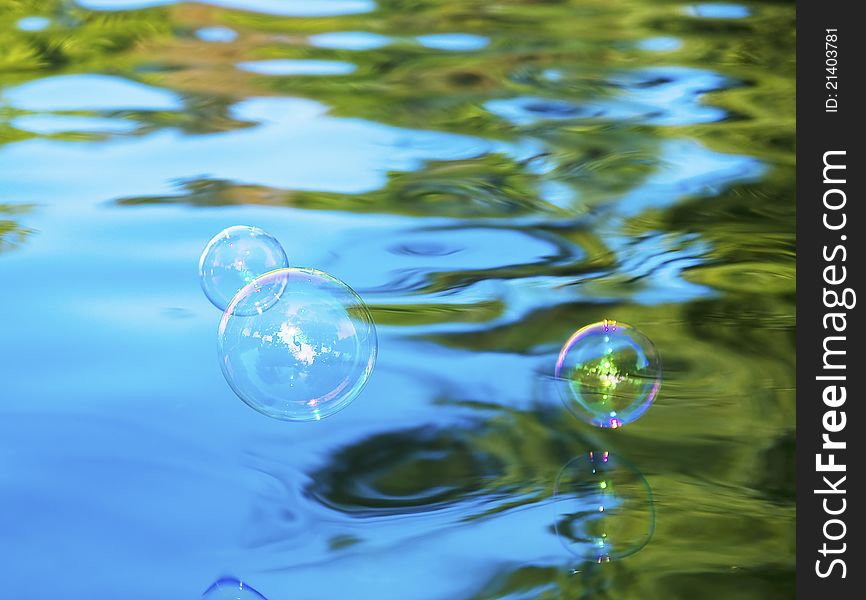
0,0,795,597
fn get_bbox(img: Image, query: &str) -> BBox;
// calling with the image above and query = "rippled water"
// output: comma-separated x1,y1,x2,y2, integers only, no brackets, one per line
0,1,795,598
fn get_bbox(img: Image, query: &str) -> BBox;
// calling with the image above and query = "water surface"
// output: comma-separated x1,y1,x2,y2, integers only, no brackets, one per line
0,0,795,598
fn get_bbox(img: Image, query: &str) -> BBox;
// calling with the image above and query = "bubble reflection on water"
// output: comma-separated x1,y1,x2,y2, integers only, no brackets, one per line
202,577,269,600
554,451,654,563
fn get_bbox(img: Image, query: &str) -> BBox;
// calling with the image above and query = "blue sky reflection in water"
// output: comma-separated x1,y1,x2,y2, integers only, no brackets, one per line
0,0,795,598
76,0,376,16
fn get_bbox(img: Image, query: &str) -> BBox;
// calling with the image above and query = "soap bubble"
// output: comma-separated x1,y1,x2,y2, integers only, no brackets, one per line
199,226,288,314
554,451,654,563
554,320,661,428
218,267,377,421
202,577,268,599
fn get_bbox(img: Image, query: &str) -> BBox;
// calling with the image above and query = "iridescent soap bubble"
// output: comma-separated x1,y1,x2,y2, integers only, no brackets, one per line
554,451,654,563
198,226,288,314
218,267,377,421
555,320,661,428
202,577,268,599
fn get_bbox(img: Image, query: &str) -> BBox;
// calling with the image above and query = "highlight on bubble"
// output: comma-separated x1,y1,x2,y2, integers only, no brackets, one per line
202,576,268,599
198,225,289,314
554,320,661,428
553,450,655,563
218,267,377,421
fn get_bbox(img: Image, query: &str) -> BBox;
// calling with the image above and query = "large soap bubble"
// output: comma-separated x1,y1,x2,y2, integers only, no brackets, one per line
218,267,377,421
554,320,661,428
554,451,654,563
198,226,288,314
202,577,268,599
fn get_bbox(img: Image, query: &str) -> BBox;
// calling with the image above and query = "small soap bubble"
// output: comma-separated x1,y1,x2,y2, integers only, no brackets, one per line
218,267,377,421
554,451,654,563
202,577,268,599
554,320,661,428
198,226,288,315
